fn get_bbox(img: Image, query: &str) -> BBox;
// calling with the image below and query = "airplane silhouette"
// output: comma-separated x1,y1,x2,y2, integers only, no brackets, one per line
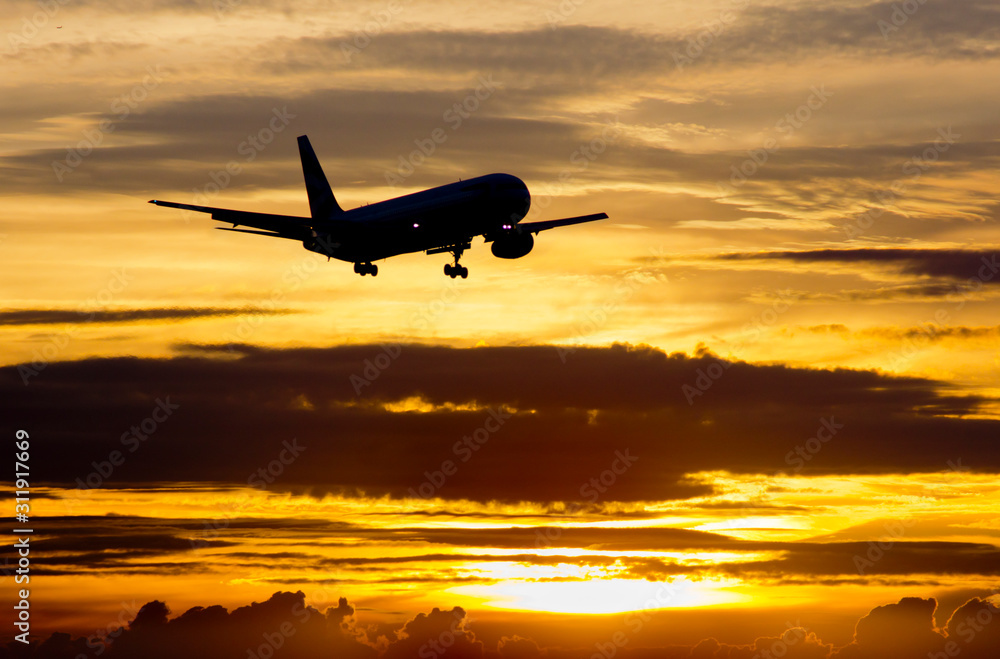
150,135,608,278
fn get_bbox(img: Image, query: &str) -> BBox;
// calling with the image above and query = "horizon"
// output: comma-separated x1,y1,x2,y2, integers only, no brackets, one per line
3,0,1000,657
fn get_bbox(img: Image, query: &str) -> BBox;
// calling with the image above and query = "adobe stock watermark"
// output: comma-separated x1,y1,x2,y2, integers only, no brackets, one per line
186,106,296,217
245,600,316,659
681,289,799,405
557,245,667,364
717,85,833,194
878,252,995,371
877,0,928,40
853,517,916,575
213,0,242,19
544,0,589,28
535,449,639,549
853,458,968,575
408,407,513,499
783,417,845,472
750,627,813,659
52,66,166,182
221,238,334,350
579,449,639,502
18,267,135,385
349,279,464,395
74,397,180,491
247,438,307,489
931,592,1000,659
417,609,477,659
80,600,145,656
192,438,307,549
384,75,502,187
6,0,71,55
340,0,410,62
843,126,960,239
522,116,623,222
671,0,750,70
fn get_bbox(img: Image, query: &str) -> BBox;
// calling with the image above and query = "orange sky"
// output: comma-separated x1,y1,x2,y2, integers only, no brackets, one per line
3,0,1000,657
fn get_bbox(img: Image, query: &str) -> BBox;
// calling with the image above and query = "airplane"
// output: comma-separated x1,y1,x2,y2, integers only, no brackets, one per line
149,135,608,278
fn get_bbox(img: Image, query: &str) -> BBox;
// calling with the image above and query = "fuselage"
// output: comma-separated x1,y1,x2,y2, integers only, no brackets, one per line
310,173,531,263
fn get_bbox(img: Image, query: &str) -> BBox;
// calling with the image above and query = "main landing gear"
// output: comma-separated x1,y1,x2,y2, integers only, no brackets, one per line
444,247,468,278
444,263,468,279
354,262,378,276
427,241,472,278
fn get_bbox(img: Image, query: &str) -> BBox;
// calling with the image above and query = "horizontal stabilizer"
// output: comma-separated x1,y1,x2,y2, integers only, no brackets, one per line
149,199,317,241
216,227,301,240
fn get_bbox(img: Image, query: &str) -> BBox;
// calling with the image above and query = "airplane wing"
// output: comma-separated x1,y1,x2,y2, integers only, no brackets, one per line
516,212,608,234
148,199,318,241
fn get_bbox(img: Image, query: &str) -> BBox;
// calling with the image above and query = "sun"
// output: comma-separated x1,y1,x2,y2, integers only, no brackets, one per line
449,576,750,615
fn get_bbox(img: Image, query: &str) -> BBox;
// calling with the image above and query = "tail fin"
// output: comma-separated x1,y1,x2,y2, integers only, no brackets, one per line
297,135,344,219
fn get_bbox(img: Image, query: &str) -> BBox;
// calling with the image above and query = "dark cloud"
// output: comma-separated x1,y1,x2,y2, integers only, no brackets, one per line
270,2,1000,79
4,344,999,502
100,590,376,659
0,307,295,327
6,593,999,659
718,248,1000,283
944,597,1000,659
23,511,1000,587
835,597,947,659
708,541,1000,581
802,324,1000,343
0,88,588,197
4,76,996,214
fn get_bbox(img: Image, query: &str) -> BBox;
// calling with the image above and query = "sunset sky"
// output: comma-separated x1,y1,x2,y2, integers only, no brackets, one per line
3,0,1000,657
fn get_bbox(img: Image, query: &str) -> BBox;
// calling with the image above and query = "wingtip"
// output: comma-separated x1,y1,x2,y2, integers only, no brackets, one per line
148,199,157,204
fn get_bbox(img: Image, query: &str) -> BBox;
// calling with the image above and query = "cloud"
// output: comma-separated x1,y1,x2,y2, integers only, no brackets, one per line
20,510,1000,585
944,597,1000,659
4,344,999,503
101,591,376,659
0,307,296,327
717,248,1000,283
9,593,1000,659
800,324,1000,344
267,2,1000,80
835,597,947,659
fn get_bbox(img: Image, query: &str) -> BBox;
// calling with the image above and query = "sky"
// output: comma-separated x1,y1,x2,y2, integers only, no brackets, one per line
2,0,1000,657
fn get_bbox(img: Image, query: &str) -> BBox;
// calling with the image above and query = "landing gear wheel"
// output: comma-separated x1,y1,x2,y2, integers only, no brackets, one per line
355,262,378,276
443,247,469,279
444,263,467,279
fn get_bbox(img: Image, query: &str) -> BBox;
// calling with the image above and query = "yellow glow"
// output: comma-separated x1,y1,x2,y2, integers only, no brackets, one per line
450,576,750,614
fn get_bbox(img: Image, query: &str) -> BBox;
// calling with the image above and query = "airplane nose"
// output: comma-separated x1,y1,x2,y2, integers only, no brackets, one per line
505,178,530,222
515,187,530,219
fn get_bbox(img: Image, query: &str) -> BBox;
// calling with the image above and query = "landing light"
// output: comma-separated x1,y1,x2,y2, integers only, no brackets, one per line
413,223,419,228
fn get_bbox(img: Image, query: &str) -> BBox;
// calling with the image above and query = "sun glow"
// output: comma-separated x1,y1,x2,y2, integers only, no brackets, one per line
450,576,750,614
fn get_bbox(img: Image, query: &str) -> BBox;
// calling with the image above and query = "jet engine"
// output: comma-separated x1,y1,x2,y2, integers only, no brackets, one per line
490,231,534,259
